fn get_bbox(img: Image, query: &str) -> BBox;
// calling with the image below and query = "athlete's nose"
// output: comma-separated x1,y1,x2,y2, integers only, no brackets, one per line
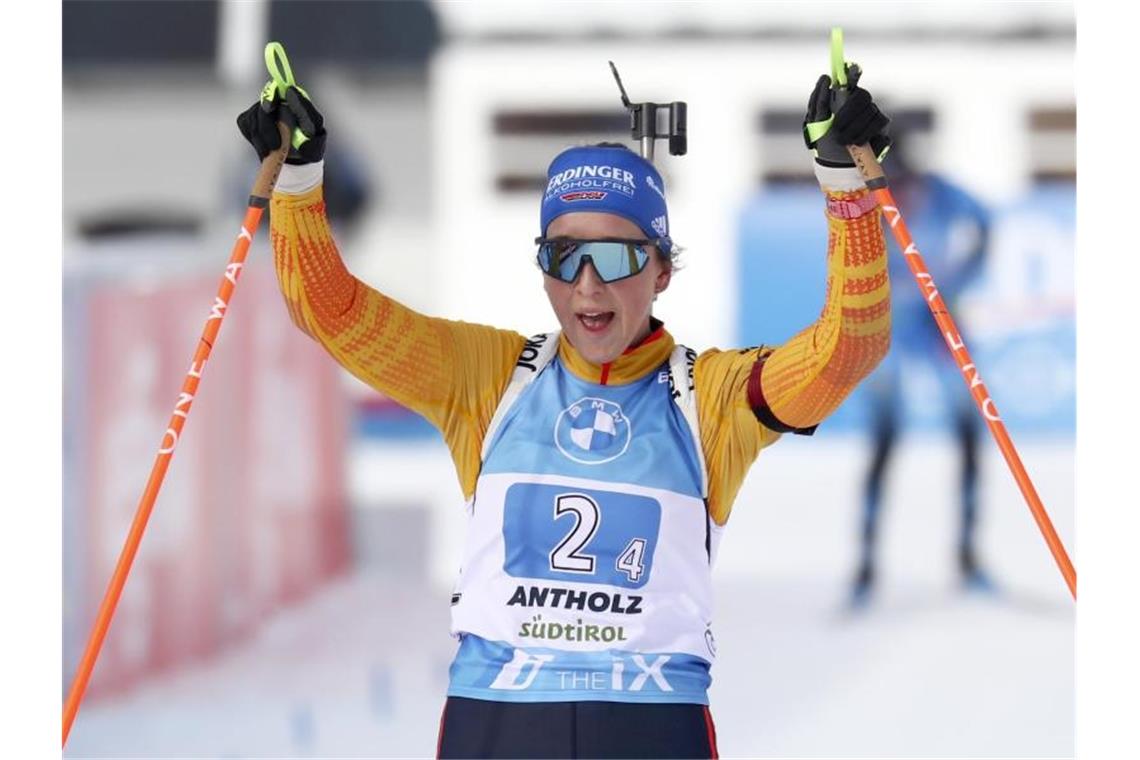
573,257,605,295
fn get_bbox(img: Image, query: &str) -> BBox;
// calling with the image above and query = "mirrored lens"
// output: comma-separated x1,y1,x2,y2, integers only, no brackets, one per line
537,241,650,283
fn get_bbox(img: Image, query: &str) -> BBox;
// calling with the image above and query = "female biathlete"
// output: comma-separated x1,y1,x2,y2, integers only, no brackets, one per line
237,65,892,759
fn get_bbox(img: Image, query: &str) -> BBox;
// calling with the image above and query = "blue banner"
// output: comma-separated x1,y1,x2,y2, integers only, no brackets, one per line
736,183,1075,436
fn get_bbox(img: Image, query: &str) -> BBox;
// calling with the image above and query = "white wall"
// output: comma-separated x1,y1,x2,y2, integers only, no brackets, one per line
430,38,1074,351
433,1,1074,37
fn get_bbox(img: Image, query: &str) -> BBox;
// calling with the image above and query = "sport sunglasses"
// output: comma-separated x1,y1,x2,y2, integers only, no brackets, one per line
535,237,665,284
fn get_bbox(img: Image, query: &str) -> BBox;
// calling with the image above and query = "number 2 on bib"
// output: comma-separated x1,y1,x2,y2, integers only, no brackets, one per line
548,494,648,583
549,494,600,573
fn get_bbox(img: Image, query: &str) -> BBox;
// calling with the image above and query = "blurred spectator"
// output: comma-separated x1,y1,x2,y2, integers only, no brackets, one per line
852,128,994,605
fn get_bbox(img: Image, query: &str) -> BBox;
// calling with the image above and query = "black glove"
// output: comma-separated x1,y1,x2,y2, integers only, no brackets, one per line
803,64,890,167
236,83,327,166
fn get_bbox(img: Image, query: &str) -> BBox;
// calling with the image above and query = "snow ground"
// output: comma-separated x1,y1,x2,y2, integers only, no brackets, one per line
65,437,1074,759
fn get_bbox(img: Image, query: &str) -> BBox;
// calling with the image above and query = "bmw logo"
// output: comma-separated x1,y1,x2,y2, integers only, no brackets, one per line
554,397,632,465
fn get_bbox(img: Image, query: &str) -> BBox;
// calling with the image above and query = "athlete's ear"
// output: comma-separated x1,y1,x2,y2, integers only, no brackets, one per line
655,265,672,294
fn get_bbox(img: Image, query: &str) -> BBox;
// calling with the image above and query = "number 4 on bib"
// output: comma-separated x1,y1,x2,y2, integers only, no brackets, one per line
616,538,648,582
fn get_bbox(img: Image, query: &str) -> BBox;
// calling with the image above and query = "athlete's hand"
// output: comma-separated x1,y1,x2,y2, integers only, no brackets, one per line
803,64,890,167
236,81,327,166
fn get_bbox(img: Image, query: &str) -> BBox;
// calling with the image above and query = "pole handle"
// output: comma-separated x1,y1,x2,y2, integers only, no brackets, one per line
847,143,886,184
829,28,886,185
250,121,292,203
252,42,305,201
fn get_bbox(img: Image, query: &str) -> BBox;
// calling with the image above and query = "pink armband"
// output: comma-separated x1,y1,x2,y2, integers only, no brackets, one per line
826,193,878,219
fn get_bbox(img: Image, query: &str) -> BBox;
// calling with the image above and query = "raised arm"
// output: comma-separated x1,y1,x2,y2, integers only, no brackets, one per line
757,66,892,430
237,83,526,498
756,174,889,429
693,66,892,525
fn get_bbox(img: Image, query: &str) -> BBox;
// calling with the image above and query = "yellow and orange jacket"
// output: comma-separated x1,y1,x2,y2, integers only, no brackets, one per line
270,183,890,526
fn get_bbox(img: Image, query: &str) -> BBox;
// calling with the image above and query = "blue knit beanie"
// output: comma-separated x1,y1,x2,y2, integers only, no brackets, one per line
540,144,671,254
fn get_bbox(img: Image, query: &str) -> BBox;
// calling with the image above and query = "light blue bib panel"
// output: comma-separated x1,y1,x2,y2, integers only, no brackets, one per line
447,333,720,704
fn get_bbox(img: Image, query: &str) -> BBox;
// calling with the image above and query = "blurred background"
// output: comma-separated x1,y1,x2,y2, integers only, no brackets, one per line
62,1,1075,757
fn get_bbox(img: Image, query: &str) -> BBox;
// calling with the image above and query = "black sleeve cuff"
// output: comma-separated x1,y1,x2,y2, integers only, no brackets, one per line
746,353,819,436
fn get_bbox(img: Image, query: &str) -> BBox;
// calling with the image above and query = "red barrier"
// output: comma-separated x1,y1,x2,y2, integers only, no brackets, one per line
69,258,349,700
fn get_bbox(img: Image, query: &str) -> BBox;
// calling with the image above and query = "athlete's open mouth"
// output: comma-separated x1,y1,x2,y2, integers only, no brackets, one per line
577,311,615,332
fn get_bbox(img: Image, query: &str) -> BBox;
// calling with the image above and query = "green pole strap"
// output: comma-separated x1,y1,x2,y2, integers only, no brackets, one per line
264,41,295,98
830,28,846,87
805,118,833,145
262,41,309,149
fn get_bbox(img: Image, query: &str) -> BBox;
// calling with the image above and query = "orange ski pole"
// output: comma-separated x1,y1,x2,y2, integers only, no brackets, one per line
61,121,289,745
61,42,304,746
830,28,1076,600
